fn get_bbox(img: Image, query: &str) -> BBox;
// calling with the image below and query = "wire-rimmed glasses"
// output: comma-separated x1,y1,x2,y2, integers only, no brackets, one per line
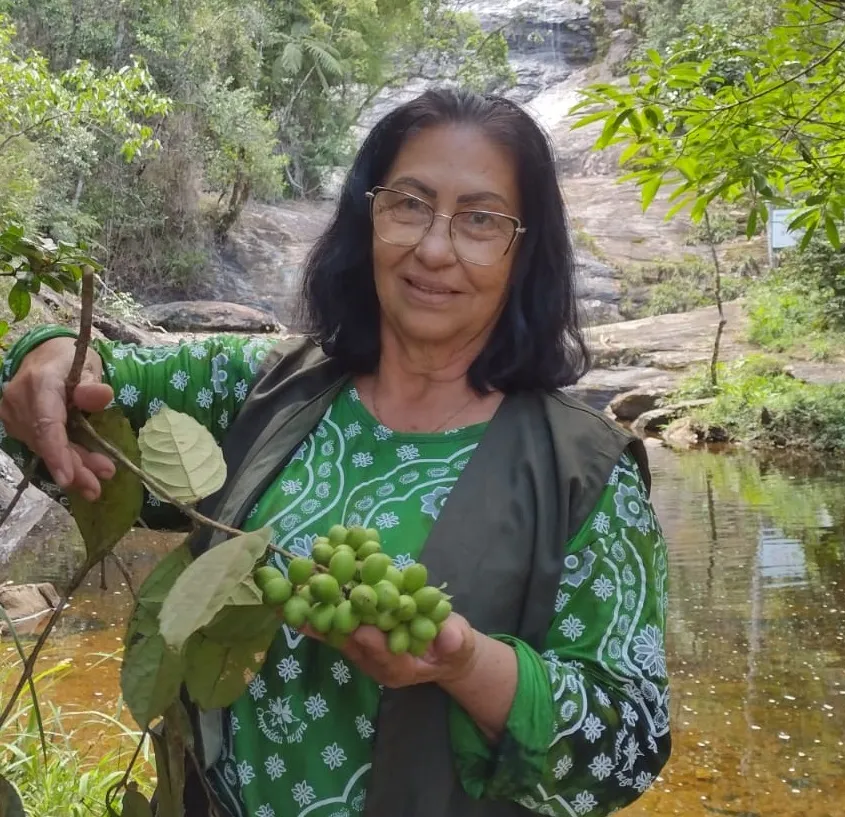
365,186,526,266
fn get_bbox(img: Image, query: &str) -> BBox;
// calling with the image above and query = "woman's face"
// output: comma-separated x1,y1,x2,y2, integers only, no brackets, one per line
372,124,521,352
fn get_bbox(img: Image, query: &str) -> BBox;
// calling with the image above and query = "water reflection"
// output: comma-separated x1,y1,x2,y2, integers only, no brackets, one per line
2,448,845,815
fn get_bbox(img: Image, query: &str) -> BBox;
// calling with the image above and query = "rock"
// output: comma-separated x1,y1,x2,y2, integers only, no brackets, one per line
569,366,677,411
631,399,714,437
143,301,283,333
661,417,702,450
0,583,60,628
606,28,637,75
93,315,177,347
610,388,666,421
0,451,86,588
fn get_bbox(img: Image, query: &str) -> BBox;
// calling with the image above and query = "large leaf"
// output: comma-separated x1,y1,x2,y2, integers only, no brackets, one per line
68,408,144,562
201,593,279,646
125,543,192,649
138,406,227,504
159,529,272,652
121,788,153,817
0,775,24,817
183,620,278,709
121,632,183,728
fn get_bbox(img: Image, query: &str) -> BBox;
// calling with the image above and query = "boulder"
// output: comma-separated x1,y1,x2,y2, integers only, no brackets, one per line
661,417,702,450
631,399,714,437
0,583,60,629
606,28,637,75
609,388,666,422
143,301,282,333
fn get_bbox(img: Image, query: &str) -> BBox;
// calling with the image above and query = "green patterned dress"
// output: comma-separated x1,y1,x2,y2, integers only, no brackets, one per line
0,331,671,817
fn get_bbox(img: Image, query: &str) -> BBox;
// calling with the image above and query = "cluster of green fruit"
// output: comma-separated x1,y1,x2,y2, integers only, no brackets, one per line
252,525,451,656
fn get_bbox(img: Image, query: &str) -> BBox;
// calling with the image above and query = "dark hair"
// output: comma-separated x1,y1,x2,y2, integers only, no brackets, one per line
299,86,590,393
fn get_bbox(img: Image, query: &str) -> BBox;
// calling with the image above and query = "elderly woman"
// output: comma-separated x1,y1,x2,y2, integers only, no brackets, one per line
0,89,670,817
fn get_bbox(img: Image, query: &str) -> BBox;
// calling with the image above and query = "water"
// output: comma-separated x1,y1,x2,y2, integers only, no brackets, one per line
3,447,845,815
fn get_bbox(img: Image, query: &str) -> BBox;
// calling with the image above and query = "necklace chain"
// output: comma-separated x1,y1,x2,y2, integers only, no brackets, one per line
370,382,476,434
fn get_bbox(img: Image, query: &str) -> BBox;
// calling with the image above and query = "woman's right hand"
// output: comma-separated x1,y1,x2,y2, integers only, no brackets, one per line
0,337,118,501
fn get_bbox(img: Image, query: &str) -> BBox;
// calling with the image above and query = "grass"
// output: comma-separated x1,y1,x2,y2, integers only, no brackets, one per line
0,653,154,817
672,355,845,452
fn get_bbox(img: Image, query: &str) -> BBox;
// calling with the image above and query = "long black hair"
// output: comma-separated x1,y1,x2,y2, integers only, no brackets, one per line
298,87,590,393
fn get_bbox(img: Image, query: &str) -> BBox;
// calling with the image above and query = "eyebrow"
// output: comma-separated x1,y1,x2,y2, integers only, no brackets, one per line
390,176,512,211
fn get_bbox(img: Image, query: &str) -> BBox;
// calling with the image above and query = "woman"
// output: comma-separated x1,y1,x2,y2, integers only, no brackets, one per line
0,88,670,817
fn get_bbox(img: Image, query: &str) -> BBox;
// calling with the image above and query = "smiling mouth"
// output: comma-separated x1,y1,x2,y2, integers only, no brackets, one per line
404,277,459,295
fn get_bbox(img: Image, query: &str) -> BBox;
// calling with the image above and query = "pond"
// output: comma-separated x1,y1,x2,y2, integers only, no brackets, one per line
2,445,844,816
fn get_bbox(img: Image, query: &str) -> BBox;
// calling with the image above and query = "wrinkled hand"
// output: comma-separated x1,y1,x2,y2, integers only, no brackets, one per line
301,613,479,689
0,337,115,500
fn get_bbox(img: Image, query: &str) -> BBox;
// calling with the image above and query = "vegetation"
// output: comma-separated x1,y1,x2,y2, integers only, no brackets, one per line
747,237,845,359
0,0,512,319
673,355,845,453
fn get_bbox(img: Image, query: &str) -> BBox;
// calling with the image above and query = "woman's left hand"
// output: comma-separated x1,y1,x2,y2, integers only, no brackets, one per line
301,613,480,689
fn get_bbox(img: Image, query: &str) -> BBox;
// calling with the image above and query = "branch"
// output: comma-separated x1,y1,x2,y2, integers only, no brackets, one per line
0,457,39,528
66,266,95,400
0,114,66,154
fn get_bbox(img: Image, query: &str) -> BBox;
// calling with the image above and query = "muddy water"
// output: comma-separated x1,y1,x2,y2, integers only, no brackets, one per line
3,446,844,816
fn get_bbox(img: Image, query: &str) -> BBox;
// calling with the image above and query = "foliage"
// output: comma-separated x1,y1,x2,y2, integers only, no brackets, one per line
572,1,845,250
674,355,845,452
619,255,749,318
0,657,152,817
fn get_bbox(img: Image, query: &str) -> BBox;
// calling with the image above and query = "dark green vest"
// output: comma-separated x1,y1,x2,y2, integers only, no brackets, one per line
173,337,650,817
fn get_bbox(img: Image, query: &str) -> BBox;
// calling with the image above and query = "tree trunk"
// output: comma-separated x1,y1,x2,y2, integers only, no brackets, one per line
705,209,727,390
215,154,252,239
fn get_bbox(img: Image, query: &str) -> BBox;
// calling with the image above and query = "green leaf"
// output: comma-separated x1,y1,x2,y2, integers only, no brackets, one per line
8,283,30,322
68,408,144,562
596,109,630,150
158,528,272,652
0,774,25,817
641,175,663,211
121,632,183,728
125,543,193,650
139,406,227,505
280,42,303,74
121,788,154,817
824,214,841,250
569,110,610,130
183,620,278,709
202,597,279,646
746,206,759,239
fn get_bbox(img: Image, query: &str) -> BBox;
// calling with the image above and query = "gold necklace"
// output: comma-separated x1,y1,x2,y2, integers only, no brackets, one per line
370,382,476,433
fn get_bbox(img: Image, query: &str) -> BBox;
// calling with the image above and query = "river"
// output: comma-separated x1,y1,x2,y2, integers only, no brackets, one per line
2,445,844,816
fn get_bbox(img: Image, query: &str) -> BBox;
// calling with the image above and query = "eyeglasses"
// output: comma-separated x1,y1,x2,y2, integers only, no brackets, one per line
365,186,526,266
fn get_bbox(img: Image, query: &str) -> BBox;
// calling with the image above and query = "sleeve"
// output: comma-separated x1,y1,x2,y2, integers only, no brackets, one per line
0,328,279,525
449,451,671,817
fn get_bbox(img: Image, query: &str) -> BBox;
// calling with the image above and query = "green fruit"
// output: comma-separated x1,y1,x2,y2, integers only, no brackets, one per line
409,637,430,657
412,586,442,615
365,528,381,544
376,610,399,632
360,610,379,626
253,565,284,590
388,623,410,654
361,553,392,585
262,577,293,607
374,580,400,612
333,600,361,635
350,583,378,614
429,599,452,624
315,536,331,547
288,557,315,586
409,615,437,642
296,585,313,605
328,524,348,545
326,630,348,649
356,540,382,559
384,565,404,590
401,563,428,595
283,596,311,629
309,602,336,634
397,595,417,622
310,573,341,604
346,526,369,550
312,542,335,566
333,544,357,559
329,551,357,585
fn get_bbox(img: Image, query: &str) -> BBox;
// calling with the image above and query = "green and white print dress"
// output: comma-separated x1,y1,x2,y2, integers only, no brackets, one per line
0,332,671,817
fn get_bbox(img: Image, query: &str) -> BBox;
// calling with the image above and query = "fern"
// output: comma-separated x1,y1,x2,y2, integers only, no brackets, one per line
280,41,303,75
302,38,344,77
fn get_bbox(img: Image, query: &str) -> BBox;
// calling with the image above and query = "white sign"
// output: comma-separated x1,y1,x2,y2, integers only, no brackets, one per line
770,208,800,250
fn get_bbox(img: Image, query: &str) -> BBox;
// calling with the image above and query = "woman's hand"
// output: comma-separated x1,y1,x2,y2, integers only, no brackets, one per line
0,337,116,500
302,613,480,689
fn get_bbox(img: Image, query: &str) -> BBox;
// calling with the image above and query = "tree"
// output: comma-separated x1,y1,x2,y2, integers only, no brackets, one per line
571,0,845,384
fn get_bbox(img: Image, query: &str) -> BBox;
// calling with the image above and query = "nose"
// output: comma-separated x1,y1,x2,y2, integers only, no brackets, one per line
414,213,457,269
